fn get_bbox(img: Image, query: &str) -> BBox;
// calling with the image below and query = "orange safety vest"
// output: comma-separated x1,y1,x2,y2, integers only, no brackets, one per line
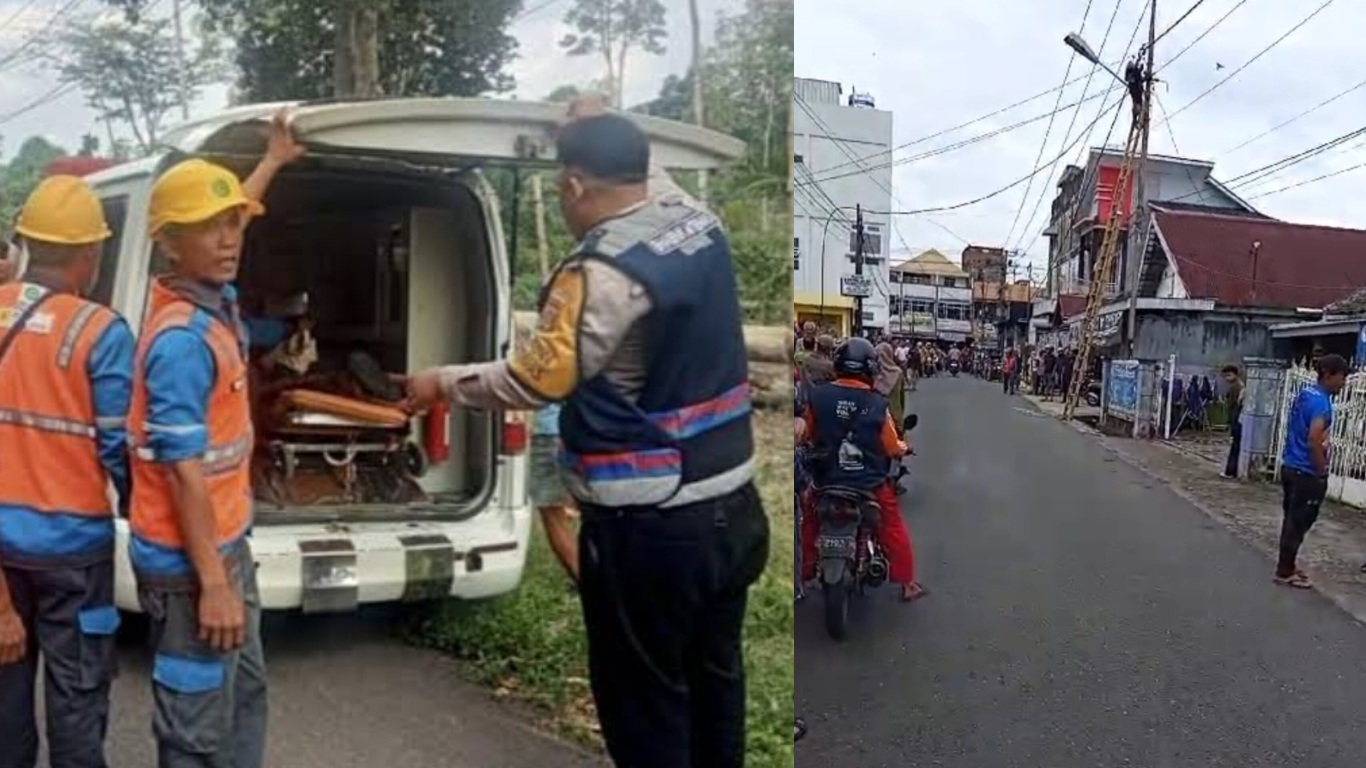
0,282,118,517
128,280,253,557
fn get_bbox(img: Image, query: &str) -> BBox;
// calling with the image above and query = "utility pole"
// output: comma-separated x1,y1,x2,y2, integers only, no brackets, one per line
1125,0,1157,357
853,204,866,337
171,0,190,120
688,0,708,205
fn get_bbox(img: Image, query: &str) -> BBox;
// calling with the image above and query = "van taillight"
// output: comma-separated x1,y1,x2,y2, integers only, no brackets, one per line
501,417,528,455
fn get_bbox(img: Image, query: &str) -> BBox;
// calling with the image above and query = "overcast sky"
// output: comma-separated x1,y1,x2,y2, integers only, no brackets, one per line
0,0,736,157
796,0,1365,280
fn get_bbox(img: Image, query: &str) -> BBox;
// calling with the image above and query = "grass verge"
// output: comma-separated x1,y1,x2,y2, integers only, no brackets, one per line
407,410,795,767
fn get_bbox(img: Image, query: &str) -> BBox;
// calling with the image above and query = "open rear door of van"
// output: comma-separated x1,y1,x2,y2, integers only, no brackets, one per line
160,98,745,170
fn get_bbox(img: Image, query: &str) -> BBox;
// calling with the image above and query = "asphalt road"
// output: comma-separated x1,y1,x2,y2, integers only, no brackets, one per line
797,374,1366,768
100,607,605,767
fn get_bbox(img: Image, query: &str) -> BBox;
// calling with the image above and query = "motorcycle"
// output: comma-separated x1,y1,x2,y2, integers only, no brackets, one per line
814,413,918,641
948,360,960,377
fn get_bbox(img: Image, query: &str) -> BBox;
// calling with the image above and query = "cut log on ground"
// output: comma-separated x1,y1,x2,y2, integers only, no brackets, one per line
515,312,793,408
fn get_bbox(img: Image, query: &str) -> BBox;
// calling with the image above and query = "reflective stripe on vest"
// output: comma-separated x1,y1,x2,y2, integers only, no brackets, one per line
559,382,754,508
0,283,117,519
128,282,253,562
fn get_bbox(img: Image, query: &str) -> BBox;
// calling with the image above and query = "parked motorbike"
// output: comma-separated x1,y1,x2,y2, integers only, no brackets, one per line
814,413,918,641
1084,379,1102,407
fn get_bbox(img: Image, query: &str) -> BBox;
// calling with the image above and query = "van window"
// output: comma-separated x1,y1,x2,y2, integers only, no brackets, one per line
91,195,128,306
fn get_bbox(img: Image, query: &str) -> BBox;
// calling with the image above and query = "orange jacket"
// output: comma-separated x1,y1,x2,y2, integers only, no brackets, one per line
0,283,123,527
801,377,907,458
128,280,252,567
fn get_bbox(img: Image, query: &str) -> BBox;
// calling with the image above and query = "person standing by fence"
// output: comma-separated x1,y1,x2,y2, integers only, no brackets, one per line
1220,365,1245,479
1275,354,1348,589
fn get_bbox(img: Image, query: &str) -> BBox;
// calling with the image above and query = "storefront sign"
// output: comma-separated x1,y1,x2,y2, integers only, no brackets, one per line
1106,359,1140,419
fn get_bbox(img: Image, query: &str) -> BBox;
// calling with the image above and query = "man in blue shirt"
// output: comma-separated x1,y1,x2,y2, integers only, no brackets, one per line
1276,353,1348,588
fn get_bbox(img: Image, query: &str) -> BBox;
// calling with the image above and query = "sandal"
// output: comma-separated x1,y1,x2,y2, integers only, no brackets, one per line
1274,572,1313,589
899,582,928,602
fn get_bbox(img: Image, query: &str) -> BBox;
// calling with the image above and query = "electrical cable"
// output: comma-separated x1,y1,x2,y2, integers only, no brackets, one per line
1160,0,1337,125
1244,158,1366,201
1013,0,1148,255
1154,0,1249,72
1218,74,1366,157
0,0,87,72
0,82,78,125
1151,0,1208,46
1003,0,1102,249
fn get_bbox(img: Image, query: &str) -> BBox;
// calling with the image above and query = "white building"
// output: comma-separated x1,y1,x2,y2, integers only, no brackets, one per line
792,77,894,336
888,249,973,343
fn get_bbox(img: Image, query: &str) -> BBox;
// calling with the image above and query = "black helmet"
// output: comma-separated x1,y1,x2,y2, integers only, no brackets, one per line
833,337,877,378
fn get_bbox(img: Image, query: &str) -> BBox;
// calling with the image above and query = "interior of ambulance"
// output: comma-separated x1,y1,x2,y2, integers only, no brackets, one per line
158,151,504,523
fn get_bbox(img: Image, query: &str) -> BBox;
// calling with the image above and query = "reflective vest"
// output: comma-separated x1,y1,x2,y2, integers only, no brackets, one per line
806,382,891,491
556,199,754,509
128,280,252,572
0,282,119,559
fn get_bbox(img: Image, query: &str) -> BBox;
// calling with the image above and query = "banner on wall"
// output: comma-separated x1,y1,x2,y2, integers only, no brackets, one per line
1106,359,1141,419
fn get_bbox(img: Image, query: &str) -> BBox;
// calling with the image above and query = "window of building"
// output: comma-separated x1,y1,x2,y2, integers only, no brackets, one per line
940,275,968,288
794,153,803,164
904,273,931,285
889,270,900,284
91,196,127,306
793,237,800,271
848,224,883,259
861,311,875,322
909,299,934,315
936,301,970,321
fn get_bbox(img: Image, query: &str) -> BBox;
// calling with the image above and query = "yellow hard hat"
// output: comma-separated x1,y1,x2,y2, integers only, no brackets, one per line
15,175,112,245
149,159,264,236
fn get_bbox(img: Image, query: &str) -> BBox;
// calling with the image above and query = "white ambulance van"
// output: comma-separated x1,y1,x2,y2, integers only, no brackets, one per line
83,98,743,614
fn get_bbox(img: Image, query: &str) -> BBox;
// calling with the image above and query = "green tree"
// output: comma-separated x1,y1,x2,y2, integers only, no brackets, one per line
44,15,224,152
0,137,68,228
198,0,521,101
559,0,668,108
701,0,792,183
633,71,691,121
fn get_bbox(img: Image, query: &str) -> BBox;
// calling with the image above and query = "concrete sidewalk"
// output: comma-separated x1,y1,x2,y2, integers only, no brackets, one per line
1022,391,1366,626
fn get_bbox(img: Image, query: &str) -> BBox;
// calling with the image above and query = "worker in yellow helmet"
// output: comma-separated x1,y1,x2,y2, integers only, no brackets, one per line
126,108,303,768
0,175,132,768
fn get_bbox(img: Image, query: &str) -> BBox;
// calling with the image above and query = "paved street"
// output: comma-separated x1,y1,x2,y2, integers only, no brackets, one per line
103,608,603,767
797,375,1366,768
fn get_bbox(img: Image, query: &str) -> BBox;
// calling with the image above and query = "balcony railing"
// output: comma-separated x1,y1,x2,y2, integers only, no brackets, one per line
1059,277,1120,297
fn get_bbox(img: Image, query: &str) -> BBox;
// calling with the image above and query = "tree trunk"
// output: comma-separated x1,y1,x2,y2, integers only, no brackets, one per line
531,174,551,278
334,1,381,98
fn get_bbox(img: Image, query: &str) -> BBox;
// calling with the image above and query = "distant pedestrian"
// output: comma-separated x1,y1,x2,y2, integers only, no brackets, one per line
1220,365,1245,479
803,334,837,386
1274,354,1348,589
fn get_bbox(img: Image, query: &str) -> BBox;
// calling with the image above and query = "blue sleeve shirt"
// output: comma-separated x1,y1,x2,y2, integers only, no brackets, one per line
142,317,216,463
1281,384,1333,475
244,316,289,350
87,318,135,503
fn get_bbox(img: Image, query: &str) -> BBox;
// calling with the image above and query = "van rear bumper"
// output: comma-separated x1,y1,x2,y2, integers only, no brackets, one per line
113,504,533,613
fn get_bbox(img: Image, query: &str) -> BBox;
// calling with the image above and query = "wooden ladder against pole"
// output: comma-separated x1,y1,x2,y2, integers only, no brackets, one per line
1062,116,1144,421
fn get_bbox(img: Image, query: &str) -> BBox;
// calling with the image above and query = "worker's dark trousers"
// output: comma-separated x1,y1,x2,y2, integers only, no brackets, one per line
1277,468,1330,577
1224,420,1243,477
578,483,769,768
138,542,267,768
0,558,118,768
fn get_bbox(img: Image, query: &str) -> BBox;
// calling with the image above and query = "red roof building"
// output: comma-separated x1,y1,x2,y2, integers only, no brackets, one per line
44,156,117,177
1148,206,1366,310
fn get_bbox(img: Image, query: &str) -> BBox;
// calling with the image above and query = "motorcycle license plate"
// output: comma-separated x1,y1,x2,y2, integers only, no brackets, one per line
816,535,857,557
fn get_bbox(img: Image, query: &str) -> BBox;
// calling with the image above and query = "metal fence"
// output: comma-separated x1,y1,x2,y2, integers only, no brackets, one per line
1270,363,1366,508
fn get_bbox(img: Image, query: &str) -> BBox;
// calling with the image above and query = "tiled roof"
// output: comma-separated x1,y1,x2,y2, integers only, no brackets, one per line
1152,209,1366,309
893,249,967,277
1325,285,1366,315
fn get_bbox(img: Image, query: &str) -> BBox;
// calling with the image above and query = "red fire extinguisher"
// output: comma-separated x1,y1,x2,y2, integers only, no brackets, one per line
424,401,451,465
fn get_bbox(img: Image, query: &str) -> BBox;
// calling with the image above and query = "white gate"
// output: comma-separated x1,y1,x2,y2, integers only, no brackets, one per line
1272,363,1366,507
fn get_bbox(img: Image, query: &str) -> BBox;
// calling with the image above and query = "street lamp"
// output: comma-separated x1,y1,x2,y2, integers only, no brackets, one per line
1063,32,1125,87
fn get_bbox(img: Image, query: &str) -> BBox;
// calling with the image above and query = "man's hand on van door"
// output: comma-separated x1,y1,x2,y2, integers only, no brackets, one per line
265,107,306,167
398,368,445,413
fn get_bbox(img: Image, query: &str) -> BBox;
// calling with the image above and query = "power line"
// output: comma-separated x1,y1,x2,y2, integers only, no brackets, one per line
1012,0,1149,255
798,87,1120,187
0,82,78,125
0,0,88,73
1244,157,1366,201
515,0,565,21
1154,0,1250,72
1160,0,1337,126
1151,0,1208,46
1003,0,1102,249
1218,74,1366,157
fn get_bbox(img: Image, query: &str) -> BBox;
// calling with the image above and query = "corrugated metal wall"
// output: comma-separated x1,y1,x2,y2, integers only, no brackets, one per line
794,78,841,105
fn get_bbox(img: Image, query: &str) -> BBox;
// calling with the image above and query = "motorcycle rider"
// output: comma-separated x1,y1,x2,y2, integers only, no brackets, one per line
799,338,927,603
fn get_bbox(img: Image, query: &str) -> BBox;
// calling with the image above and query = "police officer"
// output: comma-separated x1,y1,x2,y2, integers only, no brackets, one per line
126,111,302,768
403,106,769,768
0,176,134,768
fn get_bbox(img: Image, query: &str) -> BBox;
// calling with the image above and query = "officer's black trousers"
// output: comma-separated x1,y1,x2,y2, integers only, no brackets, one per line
578,482,770,768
